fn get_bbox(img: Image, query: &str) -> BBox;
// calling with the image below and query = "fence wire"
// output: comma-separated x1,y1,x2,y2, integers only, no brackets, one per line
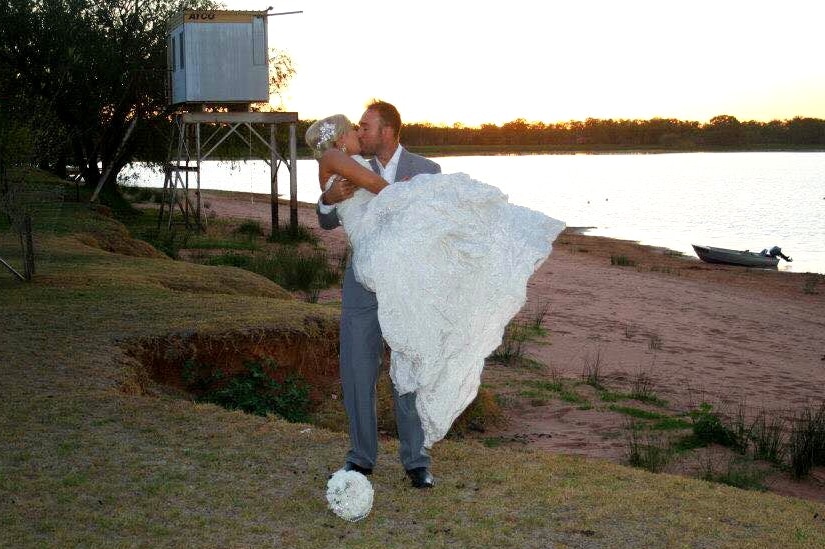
0,169,66,280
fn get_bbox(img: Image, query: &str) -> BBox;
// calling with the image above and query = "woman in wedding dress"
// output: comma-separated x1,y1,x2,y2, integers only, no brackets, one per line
307,115,566,448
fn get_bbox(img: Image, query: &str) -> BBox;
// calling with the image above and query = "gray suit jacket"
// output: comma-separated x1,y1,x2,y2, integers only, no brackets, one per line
317,147,441,309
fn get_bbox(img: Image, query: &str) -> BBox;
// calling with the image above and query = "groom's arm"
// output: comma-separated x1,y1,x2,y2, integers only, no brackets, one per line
316,178,357,230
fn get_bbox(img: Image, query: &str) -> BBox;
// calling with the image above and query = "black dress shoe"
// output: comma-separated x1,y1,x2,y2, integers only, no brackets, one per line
343,461,373,476
406,467,435,488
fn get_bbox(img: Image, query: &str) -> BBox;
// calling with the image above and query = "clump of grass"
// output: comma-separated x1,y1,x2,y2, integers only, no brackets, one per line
647,332,663,351
630,363,666,406
234,219,264,238
581,348,604,389
207,248,339,302
626,420,671,472
122,186,164,204
697,454,767,492
267,223,319,245
490,320,528,366
787,403,825,479
140,227,191,258
527,298,551,332
650,417,692,431
610,255,636,267
599,389,625,402
751,409,786,464
522,379,588,406
728,401,753,454
609,405,668,421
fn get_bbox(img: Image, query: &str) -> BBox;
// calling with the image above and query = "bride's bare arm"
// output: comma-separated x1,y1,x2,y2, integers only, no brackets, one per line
319,149,388,194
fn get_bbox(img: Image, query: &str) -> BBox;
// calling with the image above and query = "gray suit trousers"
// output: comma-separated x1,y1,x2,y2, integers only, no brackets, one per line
339,261,430,470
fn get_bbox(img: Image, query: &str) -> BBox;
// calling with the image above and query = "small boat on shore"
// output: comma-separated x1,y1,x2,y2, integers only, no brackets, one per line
691,244,792,268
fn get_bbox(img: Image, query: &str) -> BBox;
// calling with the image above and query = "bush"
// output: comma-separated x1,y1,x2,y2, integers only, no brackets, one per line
234,219,264,238
186,360,312,423
689,403,737,447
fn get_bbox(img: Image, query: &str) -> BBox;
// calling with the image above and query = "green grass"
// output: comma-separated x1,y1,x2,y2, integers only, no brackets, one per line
522,379,588,406
609,405,668,421
698,455,768,492
610,255,636,267
1,176,824,547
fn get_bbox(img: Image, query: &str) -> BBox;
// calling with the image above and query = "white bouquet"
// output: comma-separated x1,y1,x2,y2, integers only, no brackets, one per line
326,469,374,522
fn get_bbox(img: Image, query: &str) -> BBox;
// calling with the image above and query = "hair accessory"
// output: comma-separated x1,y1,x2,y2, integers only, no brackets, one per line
318,121,337,146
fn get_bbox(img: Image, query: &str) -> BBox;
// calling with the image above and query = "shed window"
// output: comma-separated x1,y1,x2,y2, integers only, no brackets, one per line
179,31,185,69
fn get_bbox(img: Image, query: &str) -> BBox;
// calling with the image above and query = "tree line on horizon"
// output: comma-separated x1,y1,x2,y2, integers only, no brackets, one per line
395,115,825,150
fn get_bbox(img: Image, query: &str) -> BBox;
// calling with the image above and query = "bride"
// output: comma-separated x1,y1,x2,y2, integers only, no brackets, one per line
307,113,565,448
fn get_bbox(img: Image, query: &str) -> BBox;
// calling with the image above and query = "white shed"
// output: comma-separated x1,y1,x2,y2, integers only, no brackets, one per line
166,10,270,106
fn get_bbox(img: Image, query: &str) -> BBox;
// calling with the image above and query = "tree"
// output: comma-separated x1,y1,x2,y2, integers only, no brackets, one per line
0,1,294,202
704,114,744,147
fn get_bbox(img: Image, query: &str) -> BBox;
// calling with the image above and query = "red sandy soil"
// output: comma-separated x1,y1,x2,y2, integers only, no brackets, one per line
199,191,825,502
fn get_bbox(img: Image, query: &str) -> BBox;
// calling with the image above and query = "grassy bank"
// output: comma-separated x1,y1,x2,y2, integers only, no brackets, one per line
1,173,824,547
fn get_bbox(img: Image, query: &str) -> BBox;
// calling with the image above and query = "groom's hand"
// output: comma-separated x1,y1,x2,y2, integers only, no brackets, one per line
322,178,357,205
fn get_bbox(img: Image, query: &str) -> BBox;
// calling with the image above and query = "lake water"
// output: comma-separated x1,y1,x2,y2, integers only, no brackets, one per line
123,152,825,274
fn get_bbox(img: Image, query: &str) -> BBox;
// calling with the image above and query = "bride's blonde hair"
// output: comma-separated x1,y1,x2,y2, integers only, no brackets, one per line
305,114,353,159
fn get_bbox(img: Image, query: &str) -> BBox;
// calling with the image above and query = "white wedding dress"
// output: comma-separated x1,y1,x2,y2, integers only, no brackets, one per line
330,155,565,447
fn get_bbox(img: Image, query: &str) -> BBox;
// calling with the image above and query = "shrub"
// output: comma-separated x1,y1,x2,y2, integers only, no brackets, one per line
234,219,264,238
689,403,737,447
197,361,311,423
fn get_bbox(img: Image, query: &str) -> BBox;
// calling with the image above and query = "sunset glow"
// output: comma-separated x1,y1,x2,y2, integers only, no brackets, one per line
227,0,825,126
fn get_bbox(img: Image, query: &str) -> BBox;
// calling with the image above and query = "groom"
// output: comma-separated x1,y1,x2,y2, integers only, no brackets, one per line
317,100,441,488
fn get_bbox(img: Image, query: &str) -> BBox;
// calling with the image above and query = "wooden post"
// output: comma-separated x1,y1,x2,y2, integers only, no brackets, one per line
196,122,203,230
157,167,170,229
270,123,279,235
289,122,298,229
23,214,34,280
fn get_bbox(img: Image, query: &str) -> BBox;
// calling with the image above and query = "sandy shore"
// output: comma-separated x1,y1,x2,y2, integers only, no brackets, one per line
200,190,825,500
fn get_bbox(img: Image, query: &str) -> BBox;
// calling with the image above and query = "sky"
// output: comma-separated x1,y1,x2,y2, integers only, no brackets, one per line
223,0,825,127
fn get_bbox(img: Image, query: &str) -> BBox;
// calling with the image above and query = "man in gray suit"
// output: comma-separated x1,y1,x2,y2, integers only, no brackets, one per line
317,100,441,488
